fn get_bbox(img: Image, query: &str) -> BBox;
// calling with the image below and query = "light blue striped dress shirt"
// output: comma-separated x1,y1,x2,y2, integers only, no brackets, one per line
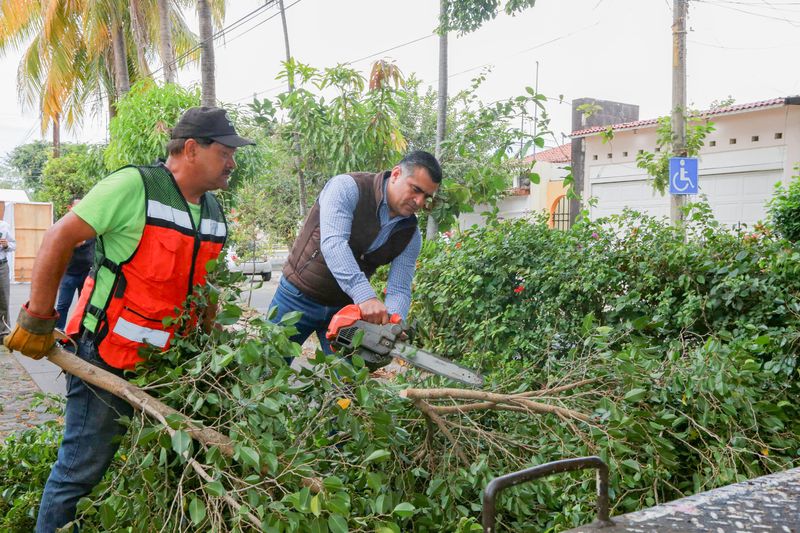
318,174,421,319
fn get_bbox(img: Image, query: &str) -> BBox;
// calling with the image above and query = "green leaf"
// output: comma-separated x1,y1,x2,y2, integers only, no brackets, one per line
392,502,416,518
328,513,348,533
99,502,115,529
323,476,344,491
754,335,771,345
280,310,303,326
623,388,648,403
189,496,206,526
171,430,192,458
205,480,226,497
215,350,235,369
310,494,321,517
363,449,391,464
237,446,260,470
264,452,279,474
216,304,243,326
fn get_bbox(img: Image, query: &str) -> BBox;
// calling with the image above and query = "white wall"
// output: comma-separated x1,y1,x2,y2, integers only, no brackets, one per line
582,104,797,227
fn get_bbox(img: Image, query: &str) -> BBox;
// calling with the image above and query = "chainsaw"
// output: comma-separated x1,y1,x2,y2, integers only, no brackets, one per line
325,304,484,386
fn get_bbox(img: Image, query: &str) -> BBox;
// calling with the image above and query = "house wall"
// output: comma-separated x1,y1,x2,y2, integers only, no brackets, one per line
581,105,800,227
457,160,569,230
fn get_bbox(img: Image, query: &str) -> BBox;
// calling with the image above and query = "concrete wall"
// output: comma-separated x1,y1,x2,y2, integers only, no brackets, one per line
570,98,640,224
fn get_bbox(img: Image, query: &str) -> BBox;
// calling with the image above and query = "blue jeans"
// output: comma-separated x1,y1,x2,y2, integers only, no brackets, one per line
268,277,340,356
36,338,133,533
55,272,89,331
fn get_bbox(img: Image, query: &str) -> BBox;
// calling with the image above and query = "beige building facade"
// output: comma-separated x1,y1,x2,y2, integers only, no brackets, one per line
571,97,800,227
458,144,571,230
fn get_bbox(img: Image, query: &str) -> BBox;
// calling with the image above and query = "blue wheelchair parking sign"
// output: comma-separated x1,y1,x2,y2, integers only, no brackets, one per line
669,157,698,195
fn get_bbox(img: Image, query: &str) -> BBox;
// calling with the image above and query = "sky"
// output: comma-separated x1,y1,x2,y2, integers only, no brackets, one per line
0,0,799,160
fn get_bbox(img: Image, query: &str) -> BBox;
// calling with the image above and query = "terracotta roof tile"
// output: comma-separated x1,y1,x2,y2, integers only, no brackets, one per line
570,97,789,137
523,143,572,163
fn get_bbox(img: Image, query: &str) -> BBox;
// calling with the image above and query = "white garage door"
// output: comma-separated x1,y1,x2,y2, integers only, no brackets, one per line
591,180,669,220
699,170,782,228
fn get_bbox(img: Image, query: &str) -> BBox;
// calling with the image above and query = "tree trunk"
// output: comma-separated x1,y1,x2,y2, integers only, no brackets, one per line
52,113,60,159
279,0,293,88
129,0,152,78
279,0,308,217
110,16,131,97
157,0,176,84
198,0,216,107
426,0,448,241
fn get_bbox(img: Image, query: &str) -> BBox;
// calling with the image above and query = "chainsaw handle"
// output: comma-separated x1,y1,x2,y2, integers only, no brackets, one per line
326,304,362,341
326,305,404,341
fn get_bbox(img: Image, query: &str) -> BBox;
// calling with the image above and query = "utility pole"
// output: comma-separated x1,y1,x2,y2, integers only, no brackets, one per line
533,61,539,155
277,0,307,217
426,0,448,241
670,0,688,224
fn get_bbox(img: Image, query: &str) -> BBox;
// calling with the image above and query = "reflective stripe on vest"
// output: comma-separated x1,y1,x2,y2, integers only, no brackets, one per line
112,317,170,348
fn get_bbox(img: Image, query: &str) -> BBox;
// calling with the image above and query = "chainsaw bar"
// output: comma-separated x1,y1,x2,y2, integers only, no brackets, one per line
390,342,484,387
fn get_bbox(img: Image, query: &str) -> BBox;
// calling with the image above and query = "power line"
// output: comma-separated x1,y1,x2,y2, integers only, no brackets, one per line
150,1,281,80
694,0,800,25
689,37,800,49
347,34,435,65
232,22,595,105
434,23,597,84
216,0,305,48
230,31,437,103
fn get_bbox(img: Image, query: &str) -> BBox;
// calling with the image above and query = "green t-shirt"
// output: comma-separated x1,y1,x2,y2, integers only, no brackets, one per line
73,166,201,331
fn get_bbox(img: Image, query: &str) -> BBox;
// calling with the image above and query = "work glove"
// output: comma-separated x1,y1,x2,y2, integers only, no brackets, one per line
4,303,59,359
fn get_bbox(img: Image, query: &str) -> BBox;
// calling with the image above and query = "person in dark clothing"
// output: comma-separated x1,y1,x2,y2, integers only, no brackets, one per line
55,197,95,330
270,151,442,354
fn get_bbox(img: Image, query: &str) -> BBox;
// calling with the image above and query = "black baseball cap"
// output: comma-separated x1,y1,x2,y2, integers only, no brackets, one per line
171,106,255,148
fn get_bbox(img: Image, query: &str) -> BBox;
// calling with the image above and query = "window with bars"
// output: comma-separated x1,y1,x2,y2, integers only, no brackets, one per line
551,195,571,230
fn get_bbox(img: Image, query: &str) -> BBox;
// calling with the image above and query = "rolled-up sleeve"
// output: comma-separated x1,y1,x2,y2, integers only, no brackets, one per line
319,175,377,304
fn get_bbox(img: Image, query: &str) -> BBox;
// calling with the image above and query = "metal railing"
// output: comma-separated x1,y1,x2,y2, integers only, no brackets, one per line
482,456,614,532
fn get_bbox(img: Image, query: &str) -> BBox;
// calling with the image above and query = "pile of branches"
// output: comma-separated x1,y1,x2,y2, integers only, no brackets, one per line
48,280,605,532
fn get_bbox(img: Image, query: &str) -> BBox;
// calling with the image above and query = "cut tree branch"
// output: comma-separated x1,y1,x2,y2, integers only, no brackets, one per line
47,345,235,457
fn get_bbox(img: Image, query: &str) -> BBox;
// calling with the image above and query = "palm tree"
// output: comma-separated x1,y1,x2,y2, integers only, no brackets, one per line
197,0,215,106
156,0,177,84
0,0,205,153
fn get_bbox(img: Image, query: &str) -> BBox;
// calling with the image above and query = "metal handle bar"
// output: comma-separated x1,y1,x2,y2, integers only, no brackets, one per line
482,456,614,532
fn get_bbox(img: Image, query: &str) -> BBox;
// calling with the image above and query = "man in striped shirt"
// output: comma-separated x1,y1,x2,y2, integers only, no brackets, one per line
273,151,442,357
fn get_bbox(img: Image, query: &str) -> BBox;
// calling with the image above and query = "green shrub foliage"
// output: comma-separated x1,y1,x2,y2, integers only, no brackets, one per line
2,205,799,532
768,171,800,242
413,204,800,515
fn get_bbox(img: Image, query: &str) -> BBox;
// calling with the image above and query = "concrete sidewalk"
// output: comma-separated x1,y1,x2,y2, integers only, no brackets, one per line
8,282,67,396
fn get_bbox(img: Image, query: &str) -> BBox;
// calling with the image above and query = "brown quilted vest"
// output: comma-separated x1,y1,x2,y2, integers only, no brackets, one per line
282,171,418,306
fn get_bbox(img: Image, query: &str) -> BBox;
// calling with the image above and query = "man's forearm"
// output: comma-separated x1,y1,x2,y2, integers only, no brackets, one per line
28,230,78,315
28,215,97,315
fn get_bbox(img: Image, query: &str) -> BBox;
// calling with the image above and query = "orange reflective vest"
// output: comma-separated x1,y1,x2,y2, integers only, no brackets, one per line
66,164,227,370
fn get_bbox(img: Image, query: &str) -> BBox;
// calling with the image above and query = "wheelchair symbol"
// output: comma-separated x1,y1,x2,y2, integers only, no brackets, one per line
671,159,695,193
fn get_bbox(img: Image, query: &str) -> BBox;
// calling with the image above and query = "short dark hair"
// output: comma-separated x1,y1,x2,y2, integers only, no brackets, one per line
167,137,215,156
399,150,442,183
